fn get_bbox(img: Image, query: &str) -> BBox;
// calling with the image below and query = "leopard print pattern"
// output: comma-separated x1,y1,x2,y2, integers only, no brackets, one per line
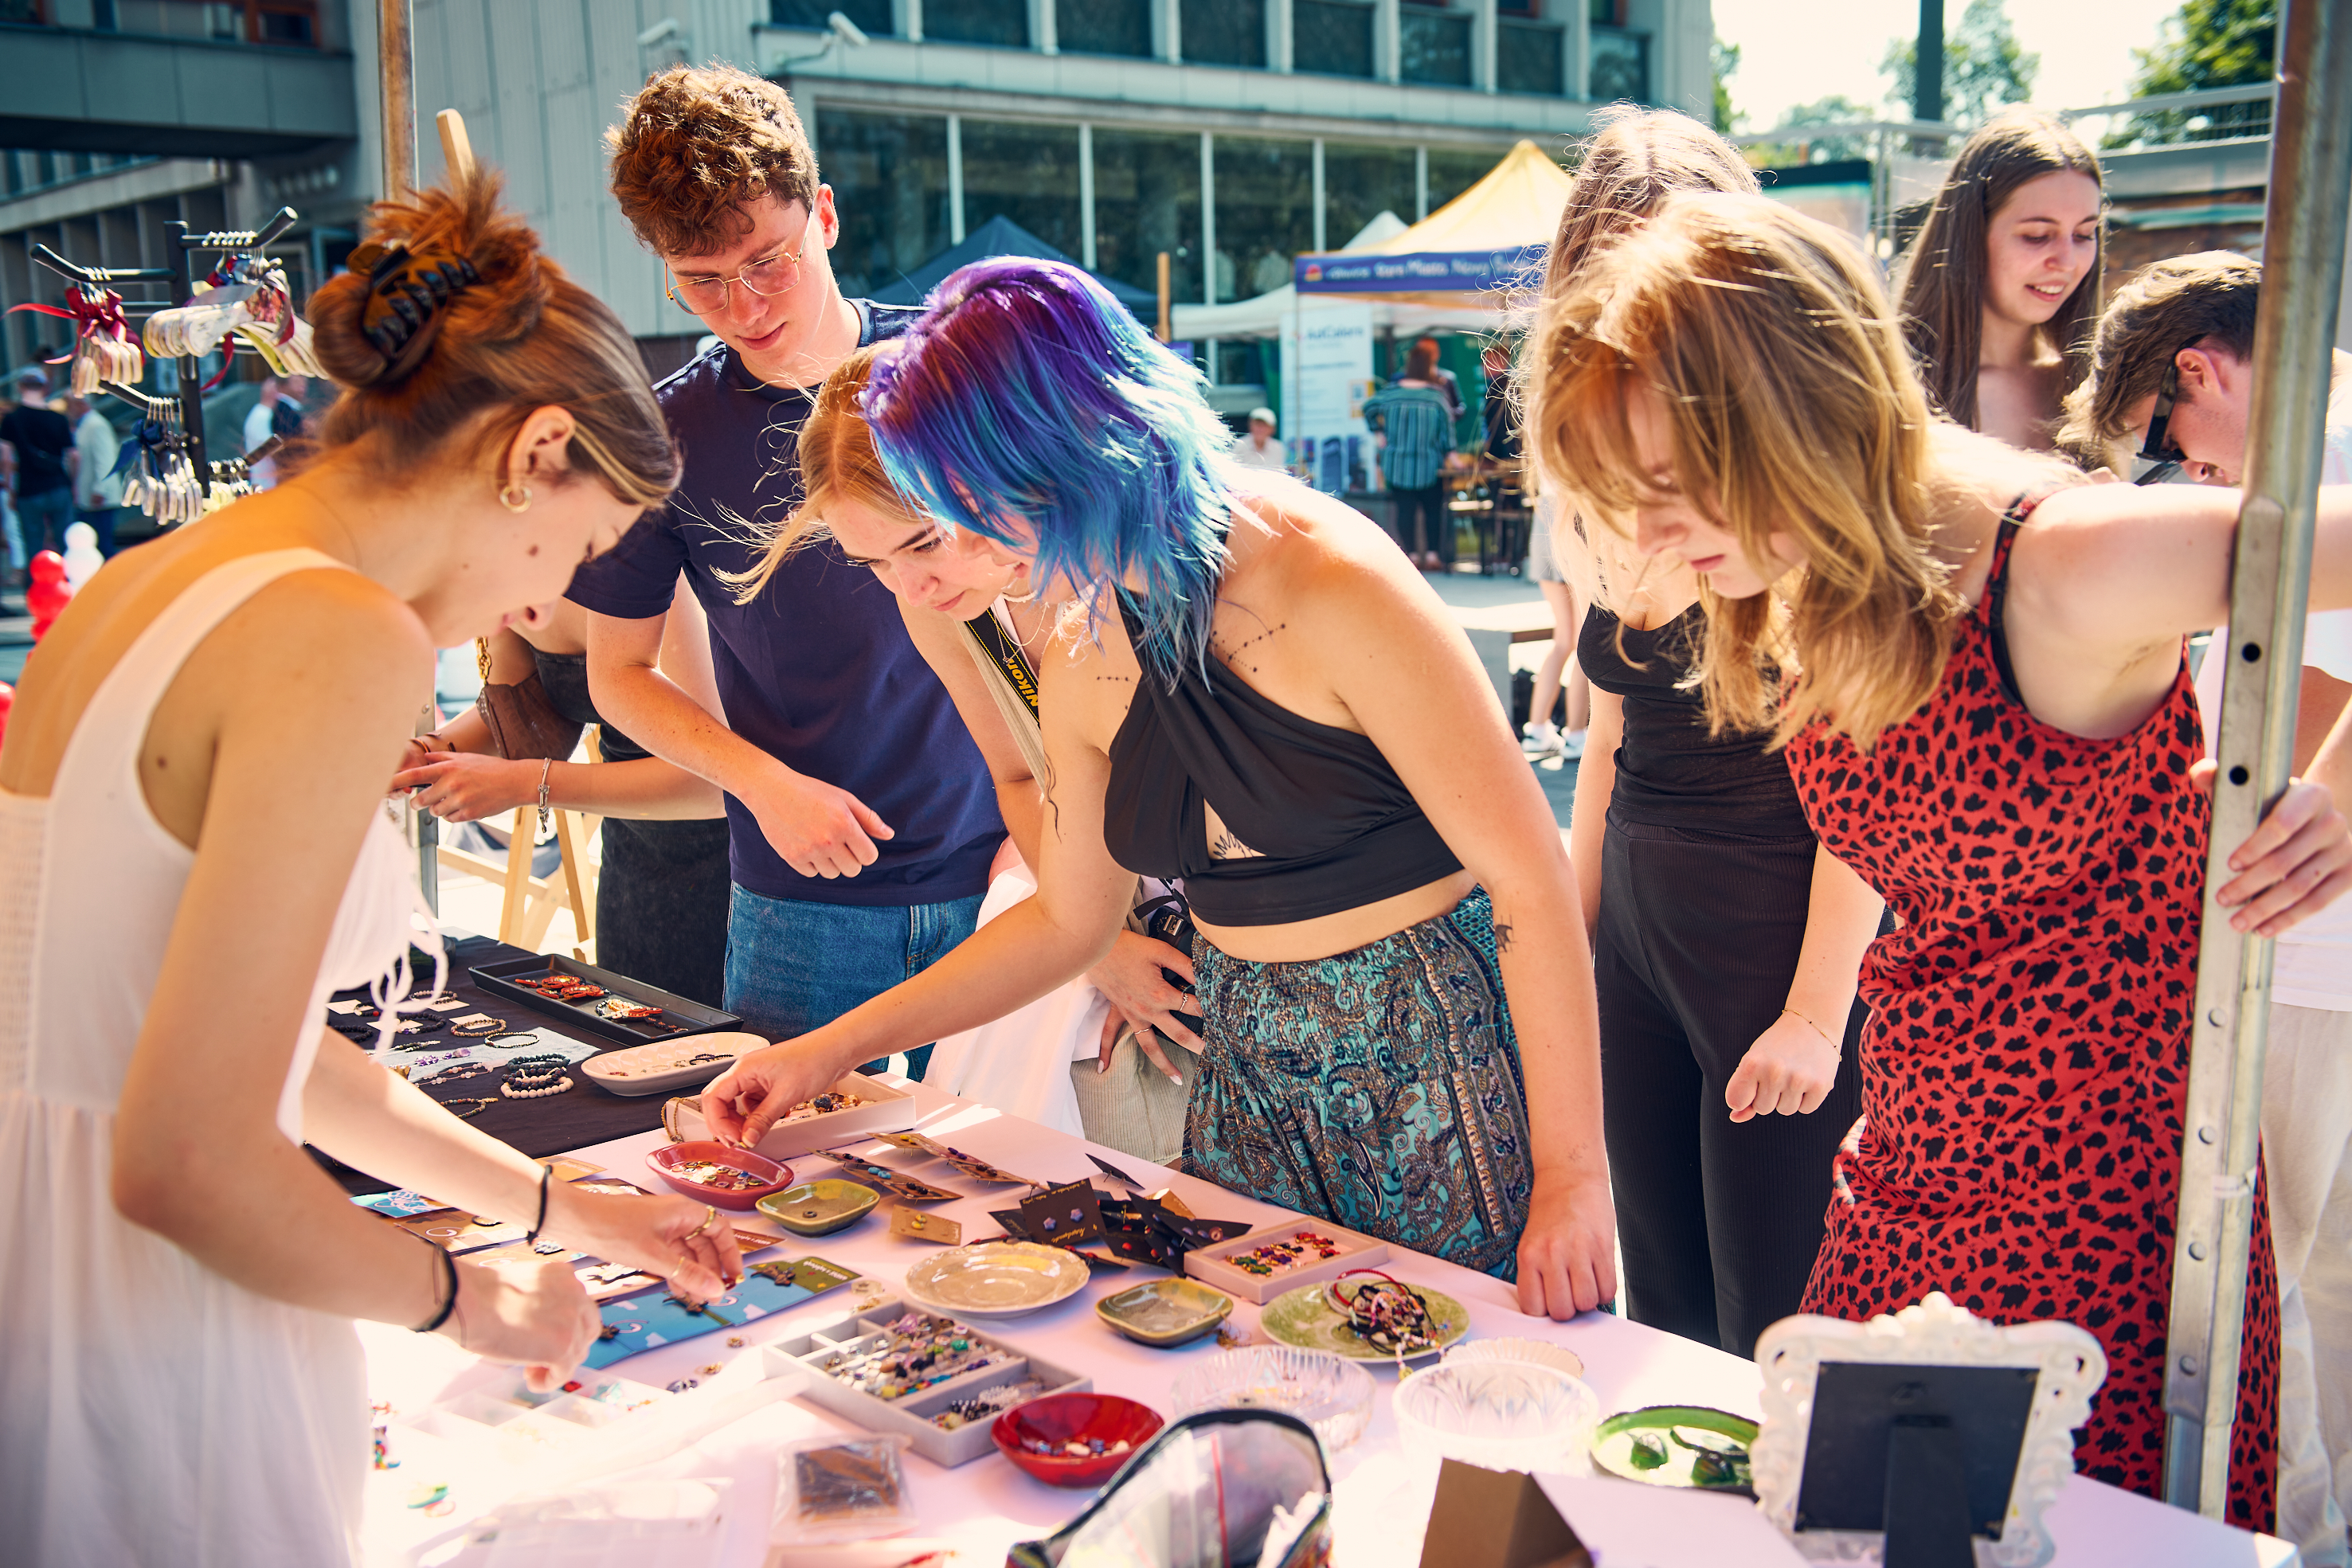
1782,518,2279,1532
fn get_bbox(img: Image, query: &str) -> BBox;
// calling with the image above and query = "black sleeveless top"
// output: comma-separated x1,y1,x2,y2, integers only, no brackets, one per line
1101,596,1462,925
1577,604,1809,835
529,648,652,763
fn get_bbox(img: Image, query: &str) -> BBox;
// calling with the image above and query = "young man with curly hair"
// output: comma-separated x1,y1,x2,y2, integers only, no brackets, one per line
569,65,1003,1069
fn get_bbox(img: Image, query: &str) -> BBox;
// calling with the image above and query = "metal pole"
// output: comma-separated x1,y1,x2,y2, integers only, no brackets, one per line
379,0,416,198
2162,0,2352,1515
1909,0,1943,156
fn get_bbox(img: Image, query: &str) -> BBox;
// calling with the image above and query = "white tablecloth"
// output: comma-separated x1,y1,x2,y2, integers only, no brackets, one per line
358,1079,2299,1567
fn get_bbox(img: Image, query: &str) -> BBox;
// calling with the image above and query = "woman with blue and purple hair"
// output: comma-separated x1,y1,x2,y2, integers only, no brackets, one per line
702,256,1615,1312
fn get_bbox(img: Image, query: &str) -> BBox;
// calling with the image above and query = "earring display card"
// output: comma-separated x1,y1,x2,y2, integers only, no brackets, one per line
812,1149,961,1204
396,1210,530,1254
352,1188,446,1219
1184,1221,1391,1305
1019,1180,1106,1245
891,1209,963,1245
585,1255,861,1369
869,1131,1039,1187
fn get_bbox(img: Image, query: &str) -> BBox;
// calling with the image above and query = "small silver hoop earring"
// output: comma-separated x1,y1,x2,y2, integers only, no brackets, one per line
499,483,533,514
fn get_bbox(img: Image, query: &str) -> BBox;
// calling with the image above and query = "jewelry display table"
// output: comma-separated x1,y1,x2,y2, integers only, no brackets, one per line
358,1076,2301,1567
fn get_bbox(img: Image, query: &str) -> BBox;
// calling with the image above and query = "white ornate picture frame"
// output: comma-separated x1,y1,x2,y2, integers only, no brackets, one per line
1751,1292,2107,1567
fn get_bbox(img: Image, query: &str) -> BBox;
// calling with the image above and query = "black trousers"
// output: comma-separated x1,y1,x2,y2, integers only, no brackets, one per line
1392,483,1452,562
1595,818,1865,1358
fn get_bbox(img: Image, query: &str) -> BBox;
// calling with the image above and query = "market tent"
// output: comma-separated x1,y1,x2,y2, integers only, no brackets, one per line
871,214,1158,310
1291,138,1571,308
1171,212,1500,340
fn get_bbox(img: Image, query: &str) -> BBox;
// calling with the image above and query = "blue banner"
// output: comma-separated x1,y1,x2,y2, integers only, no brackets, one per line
1294,244,1546,295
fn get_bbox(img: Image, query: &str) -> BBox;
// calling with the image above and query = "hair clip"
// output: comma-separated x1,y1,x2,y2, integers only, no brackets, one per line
347,240,482,375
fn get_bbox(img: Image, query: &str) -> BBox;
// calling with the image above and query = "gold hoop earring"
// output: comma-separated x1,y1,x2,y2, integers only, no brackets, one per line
499,483,533,514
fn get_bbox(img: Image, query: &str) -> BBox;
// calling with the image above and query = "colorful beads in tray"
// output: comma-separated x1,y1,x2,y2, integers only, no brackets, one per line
932,1377,1050,1431
665,1159,771,1192
816,1312,1011,1402
780,1091,868,1124
1227,1230,1346,1278
519,973,605,1002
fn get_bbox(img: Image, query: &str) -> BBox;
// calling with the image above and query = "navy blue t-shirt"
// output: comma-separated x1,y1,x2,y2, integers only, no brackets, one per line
566,302,1001,906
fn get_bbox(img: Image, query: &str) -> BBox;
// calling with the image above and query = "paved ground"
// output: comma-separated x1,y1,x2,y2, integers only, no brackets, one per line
1426,566,1581,829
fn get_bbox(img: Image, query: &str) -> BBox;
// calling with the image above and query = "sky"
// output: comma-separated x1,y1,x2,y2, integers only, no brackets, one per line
1711,0,2191,131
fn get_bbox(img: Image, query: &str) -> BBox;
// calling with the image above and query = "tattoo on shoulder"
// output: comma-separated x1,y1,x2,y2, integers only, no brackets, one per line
1494,921,1516,954
1211,620,1287,677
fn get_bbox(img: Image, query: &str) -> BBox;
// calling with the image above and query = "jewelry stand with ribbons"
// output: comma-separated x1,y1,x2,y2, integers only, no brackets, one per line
22,205,303,528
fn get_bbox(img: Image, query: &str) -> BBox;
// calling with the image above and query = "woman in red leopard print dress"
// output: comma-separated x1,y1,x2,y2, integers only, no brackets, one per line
1528,193,2352,1532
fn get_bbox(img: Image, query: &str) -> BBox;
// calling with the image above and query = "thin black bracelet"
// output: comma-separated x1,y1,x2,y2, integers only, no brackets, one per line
526,1164,554,1246
410,1238,460,1335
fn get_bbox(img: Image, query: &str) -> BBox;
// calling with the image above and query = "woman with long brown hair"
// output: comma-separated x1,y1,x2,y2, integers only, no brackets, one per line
0,169,737,1566
1533,190,2352,1528
1897,110,2105,450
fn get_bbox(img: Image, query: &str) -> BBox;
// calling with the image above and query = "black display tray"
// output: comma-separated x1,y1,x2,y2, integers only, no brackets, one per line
468,953,743,1046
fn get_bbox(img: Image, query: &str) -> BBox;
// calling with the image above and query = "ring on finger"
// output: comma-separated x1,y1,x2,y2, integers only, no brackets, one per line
686,1204,718,1241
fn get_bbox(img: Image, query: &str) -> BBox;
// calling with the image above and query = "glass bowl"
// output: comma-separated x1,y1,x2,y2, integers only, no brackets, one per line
1439,1335,1587,1381
1391,1361,1599,1477
1165,1345,1376,1453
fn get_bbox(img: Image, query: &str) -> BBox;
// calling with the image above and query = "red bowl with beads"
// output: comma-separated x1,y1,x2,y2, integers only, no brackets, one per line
992,1393,1164,1488
646,1140,792,1210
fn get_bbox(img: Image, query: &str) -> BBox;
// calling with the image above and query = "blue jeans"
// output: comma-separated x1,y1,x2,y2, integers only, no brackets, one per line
14,486,72,557
722,885,985,1081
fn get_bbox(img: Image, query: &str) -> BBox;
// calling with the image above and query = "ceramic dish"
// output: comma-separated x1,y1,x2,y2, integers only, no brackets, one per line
1590,1405,1760,1492
579,1031,765,1097
1439,1335,1587,1381
991,1393,1164,1488
1258,1281,1469,1363
1165,1346,1376,1452
645,1140,793,1211
902,1241,1091,1319
1094,1278,1234,1347
757,1179,881,1237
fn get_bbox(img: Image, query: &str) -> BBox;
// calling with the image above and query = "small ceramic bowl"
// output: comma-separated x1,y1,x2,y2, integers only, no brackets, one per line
645,1140,792,1211
992,1393,1164,1488
1095,1277,1234,1347
756,1179,880,1237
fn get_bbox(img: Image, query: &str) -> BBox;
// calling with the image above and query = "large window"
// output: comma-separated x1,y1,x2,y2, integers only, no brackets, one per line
1424,147,1498,216
1092,129,1203,308
961,120,1084,257
1293,0,1372,78
1589,25,1650,103
1212,136,1313,303
772,0,892,32
1497,18,1563,94
1399,5,1470,87
926,0,1028,47
1180,0,1264,68
1322,142,1416,248
819,109,953,298
1059,0,1151,55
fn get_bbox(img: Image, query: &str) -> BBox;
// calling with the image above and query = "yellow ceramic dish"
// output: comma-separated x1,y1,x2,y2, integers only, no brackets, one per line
1095,1278,1235,1347
756,1179,880,1237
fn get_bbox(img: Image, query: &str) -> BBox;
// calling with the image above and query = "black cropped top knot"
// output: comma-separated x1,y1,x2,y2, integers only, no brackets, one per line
1101,596,1463,926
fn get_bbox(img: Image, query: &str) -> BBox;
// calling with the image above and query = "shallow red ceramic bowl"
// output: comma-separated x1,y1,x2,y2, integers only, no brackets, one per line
645,1140,792,1210
992,1393,1164,1488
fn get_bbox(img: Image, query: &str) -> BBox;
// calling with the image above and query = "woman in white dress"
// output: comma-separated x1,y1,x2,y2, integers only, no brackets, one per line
0,170,738,1566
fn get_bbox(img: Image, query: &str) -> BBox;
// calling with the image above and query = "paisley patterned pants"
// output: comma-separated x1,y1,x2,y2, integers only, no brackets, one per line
1180,887,1535,1279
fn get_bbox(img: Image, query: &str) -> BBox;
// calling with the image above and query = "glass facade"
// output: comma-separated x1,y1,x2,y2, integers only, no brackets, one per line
1292,0,1373,78
1398,6,1470,87
1092,128,1203,309
1180,0,1265,68
927,0,1030,48
1059,0,1152,55
772,0,892,32
1323,142,1417,247
1212,136,1313,303
1496,18,1564,95
1424,147,1498,216
819,109,953,299
1588,24,1650,103
960,119,1085,257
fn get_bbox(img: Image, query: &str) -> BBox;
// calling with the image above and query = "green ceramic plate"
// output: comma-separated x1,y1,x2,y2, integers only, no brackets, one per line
1258,1281,1469,1363
1590,1405,1759,1492
756,1179,879,1237
1096,1278,1235,1347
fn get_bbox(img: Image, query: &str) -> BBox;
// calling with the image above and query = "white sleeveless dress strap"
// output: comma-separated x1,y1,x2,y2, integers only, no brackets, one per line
0,546,440,1567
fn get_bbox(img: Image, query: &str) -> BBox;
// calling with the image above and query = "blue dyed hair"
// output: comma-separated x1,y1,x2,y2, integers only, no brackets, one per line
859,256,1235,681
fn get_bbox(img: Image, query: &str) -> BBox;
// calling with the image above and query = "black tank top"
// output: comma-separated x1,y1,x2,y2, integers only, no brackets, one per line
529,648,652,763
1577,604,1809,835
1101,596,1463,925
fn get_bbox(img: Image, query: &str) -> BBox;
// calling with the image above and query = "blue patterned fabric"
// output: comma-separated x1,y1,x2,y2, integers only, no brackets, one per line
1180,887,1534,1279
1360,383,1458,492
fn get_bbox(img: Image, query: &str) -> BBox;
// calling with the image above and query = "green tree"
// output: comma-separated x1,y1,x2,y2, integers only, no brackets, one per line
2107,0,2274,148
1749,95,1879,167
1880,0,2039,130
1712,34,1744,135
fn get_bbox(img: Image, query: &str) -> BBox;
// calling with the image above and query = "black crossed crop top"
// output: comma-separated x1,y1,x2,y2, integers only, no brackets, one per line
1099,596,1463,926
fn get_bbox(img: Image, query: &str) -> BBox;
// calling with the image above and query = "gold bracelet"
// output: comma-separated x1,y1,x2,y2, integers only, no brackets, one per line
1780,1006,1835,1046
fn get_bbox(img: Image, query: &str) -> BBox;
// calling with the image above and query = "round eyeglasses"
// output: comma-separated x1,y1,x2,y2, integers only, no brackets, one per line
665,233,809,315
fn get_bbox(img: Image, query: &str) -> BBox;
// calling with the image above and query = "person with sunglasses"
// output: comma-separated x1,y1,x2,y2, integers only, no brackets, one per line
566,66,1005,1066
2061,251,2352,1568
